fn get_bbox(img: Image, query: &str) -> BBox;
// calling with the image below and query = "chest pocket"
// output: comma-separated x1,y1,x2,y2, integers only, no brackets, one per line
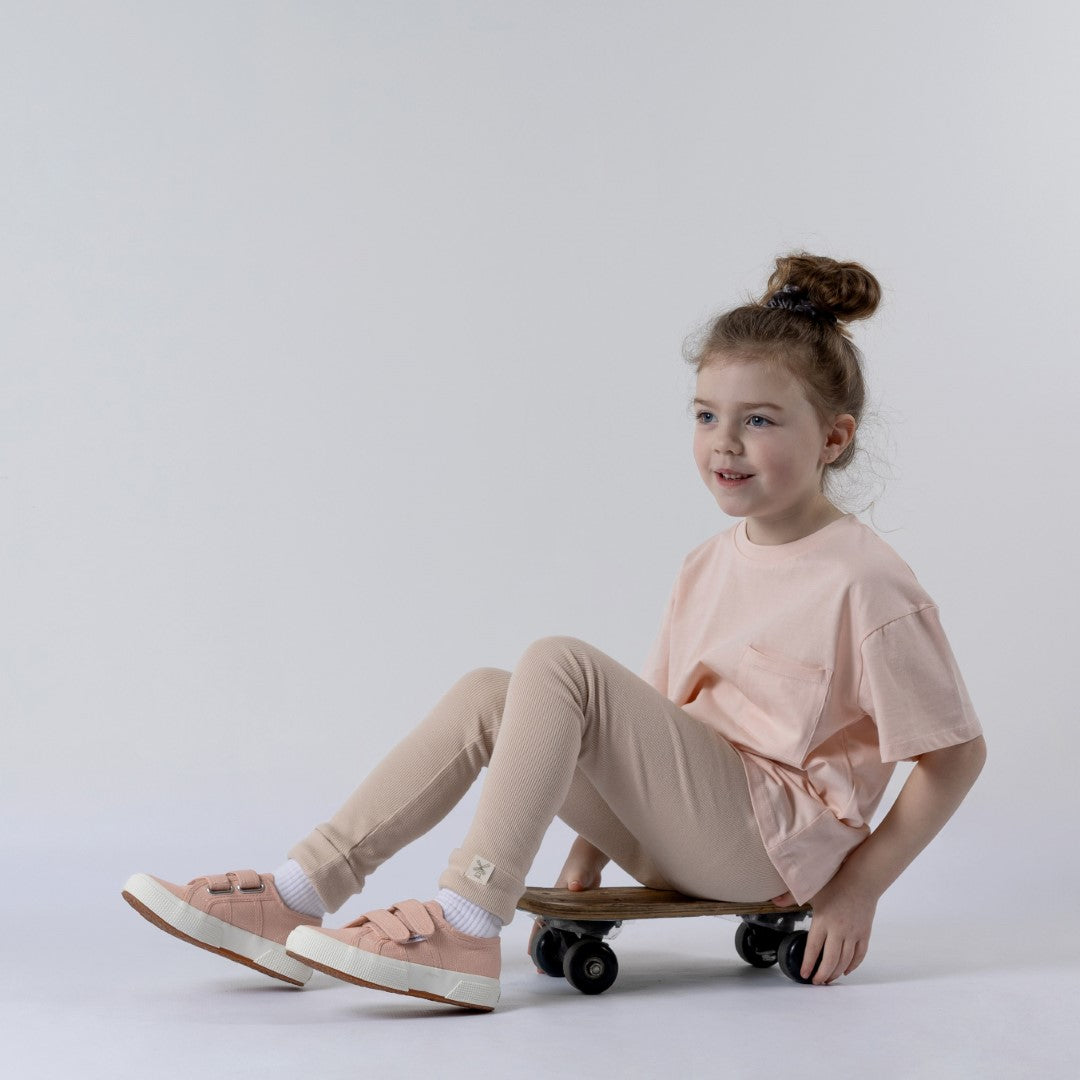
734,644,833,768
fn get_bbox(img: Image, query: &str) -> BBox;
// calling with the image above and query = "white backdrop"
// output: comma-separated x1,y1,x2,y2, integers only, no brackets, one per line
2,3,1077,1077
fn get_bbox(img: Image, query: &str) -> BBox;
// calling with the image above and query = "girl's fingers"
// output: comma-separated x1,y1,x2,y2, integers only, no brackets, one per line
801,930,824,980
824,940,856,985
805,929,846,985
844,940,868,975
811,936,840,984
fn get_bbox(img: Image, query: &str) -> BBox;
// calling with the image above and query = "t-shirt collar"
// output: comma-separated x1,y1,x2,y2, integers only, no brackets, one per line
732,513,855,562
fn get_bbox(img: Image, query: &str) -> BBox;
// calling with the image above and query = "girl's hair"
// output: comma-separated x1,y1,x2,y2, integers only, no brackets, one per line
683,251,886,514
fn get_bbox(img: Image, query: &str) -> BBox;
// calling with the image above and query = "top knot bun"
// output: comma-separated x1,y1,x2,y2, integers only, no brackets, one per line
761,252,882,325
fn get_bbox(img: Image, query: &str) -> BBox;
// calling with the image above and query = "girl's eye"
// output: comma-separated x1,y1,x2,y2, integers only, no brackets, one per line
694,411,772,428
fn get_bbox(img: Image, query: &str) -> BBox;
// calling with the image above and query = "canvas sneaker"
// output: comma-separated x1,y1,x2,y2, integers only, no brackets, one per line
122,869,321,986
286,898,500,1011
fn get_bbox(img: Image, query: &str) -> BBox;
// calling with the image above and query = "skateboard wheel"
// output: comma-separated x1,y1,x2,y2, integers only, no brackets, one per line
734,921,783,968
562,938,619,995
530,925,568,978
777,931,820,985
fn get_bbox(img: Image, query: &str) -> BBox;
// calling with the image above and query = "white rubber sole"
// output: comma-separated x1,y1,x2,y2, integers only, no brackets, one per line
285,924,501,1011
121,873,313,987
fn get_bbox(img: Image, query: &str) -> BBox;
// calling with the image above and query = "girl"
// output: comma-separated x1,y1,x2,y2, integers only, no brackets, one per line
122,251,986,1011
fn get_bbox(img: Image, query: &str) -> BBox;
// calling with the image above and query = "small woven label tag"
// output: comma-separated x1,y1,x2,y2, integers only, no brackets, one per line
468,854,495,885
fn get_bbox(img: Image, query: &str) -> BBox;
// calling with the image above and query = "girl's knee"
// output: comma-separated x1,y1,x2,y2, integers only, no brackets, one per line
452,668,510,750
460,666,511,701
520,635,595,667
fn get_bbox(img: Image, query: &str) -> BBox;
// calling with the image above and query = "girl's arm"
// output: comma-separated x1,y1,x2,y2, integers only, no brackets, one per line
771,734,987,985
837,734,987,897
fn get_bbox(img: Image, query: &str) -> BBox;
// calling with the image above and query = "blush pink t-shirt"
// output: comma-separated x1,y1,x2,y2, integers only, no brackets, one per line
639,512,983,905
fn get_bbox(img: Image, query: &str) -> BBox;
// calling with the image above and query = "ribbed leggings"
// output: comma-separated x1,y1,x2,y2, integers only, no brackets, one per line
288,636,786,924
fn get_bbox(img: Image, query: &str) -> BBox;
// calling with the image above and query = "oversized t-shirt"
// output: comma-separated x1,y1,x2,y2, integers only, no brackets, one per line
639,512,983,905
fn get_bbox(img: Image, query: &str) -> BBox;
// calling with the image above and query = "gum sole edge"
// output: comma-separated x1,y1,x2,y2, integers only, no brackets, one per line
286,949,495,1011
121,889,307,988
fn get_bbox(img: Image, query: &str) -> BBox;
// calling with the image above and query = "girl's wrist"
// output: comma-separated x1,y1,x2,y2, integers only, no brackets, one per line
570,835,610,868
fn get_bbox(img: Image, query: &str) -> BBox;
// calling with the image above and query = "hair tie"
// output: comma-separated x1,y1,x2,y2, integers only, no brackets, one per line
765,283,837,325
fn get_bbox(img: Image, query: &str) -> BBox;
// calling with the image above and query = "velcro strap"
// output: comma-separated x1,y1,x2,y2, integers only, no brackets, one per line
390,899,436,937
205,873,233,893
363,900,437,942
365,908,413,942
234,869,262,891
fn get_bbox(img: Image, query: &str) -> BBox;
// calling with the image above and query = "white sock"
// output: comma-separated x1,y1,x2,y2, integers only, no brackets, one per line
273,859,327,919
434,888,503,938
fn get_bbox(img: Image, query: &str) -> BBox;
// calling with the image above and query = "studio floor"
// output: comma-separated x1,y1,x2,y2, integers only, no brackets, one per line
6,852,1076,1080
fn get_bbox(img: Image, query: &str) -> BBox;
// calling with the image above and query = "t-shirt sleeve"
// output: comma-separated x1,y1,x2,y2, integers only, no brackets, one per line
857,604,983,763
639,568,680,696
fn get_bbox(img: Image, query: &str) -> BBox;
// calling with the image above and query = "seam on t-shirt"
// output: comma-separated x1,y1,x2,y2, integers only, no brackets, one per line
763,807,838,854
835,726,858,820
858,601,939,651
853,602,940,709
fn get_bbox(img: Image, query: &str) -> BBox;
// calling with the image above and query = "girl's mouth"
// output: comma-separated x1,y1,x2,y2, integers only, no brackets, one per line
715,471,753,488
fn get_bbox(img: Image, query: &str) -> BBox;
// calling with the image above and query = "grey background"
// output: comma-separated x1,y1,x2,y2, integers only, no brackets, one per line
2,2,1076,1077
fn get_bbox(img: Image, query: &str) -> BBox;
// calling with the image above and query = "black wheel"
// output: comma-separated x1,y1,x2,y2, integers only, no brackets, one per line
529,925,567,978
777,931,821,985
734,921,783,968
562,938,619,995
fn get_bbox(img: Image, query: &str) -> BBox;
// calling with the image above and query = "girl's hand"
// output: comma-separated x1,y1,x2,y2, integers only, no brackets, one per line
554,857,604,893
554,834,608,893
770,876,877,986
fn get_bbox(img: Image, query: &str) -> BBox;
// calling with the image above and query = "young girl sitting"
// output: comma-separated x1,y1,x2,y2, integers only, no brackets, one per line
123,250,986,1012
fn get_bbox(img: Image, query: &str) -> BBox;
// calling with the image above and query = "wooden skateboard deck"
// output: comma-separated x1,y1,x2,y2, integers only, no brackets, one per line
517,886,816,994
518,885,810,920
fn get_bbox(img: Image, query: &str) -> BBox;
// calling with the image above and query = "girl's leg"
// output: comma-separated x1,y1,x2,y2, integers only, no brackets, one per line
555,768,677,891
122,667,518,986
287,664,677,911
280,636,784,1010
287,667,509,913
437,636,786,923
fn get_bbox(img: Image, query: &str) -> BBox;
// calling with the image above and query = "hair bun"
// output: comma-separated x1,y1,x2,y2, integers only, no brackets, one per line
763,252,881,325
764,283,837,325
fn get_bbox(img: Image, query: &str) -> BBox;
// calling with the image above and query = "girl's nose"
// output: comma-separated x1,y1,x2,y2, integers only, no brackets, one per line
713,427,742,454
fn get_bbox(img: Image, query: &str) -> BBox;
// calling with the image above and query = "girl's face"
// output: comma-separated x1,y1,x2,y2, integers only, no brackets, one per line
692,355,855,544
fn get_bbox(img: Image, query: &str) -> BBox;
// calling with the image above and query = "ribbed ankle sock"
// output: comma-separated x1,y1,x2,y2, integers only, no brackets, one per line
434,888,503,938
273,859,327,919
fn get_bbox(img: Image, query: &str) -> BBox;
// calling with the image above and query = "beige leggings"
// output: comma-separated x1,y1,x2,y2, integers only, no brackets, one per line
289,636,786,924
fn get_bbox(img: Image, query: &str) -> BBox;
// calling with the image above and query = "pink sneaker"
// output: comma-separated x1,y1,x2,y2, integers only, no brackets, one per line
285,898,501,1011
122,869,322,987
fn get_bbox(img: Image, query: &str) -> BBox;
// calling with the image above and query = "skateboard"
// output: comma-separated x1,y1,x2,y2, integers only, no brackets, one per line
517,886,816,995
